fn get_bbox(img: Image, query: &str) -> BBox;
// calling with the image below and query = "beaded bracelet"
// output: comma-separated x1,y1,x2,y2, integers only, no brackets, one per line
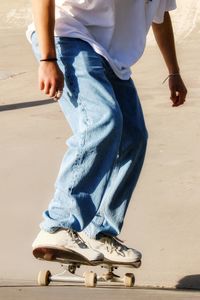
40,58,58,62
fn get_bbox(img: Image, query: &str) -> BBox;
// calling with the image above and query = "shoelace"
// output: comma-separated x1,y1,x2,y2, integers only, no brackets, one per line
66,229,88,249
100,236,128,256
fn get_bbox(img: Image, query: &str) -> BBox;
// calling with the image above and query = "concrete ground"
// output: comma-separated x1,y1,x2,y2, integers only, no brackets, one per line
1,286,200,300
1,0,200,291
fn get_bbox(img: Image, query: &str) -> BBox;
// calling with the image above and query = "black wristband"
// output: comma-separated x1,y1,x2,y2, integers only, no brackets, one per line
40,58,57,62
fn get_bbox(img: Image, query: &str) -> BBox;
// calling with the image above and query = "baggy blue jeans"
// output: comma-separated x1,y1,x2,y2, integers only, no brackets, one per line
31,32,148,239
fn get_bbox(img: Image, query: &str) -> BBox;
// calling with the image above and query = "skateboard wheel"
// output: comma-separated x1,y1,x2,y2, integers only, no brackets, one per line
124,273,135,287
37,270,51,286
84,271,97,288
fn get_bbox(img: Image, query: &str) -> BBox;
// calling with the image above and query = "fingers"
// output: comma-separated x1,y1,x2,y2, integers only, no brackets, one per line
170,89,187,107
49,84,57,98
39,80,45,91
38,63,64,101
170,91,183,107
170,89,177,105
39,80,64,101
44,82,51,96
169,76,187,107
53,89,63,101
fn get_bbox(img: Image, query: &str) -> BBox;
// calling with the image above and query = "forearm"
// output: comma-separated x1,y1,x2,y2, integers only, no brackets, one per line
31,0,56,59
152,12,179,74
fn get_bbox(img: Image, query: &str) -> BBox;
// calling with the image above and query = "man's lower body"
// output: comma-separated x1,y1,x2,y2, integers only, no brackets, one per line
31,33,148,263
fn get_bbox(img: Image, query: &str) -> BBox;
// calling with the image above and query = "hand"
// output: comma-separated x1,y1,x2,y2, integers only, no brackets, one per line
168,74,187,107
38,61,64,101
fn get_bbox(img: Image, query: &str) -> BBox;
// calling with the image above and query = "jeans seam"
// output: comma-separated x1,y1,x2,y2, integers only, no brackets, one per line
68,96,90,194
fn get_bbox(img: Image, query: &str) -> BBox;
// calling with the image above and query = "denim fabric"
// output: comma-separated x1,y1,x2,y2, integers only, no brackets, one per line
31,32,148,238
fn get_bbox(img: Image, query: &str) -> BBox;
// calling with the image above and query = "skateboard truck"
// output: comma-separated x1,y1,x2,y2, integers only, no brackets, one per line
37,263,136,288
101,265,120,280
38,264,97,287
68,263,80,274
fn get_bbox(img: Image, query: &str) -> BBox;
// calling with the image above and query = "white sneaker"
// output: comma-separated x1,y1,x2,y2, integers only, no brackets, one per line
32,229,103,262
79,232,142,264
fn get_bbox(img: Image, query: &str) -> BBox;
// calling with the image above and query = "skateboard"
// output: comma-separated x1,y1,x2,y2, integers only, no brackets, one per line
34,247,141,288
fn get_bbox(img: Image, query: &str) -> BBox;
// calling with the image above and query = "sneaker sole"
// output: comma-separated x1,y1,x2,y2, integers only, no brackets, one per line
33,246,103,266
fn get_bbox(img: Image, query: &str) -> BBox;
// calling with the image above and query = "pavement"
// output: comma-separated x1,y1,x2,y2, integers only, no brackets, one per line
1,0,200,292
1,286,200,300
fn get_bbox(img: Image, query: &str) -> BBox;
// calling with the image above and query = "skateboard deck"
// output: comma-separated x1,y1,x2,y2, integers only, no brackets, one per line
34,246,141,287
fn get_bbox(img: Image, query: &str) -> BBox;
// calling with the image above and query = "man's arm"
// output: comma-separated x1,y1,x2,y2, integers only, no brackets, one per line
152,12,187,107
31,0,64,100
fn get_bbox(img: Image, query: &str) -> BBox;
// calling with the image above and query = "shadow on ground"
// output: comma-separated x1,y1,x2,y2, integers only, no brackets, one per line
176,275,200,290
0,99,54,111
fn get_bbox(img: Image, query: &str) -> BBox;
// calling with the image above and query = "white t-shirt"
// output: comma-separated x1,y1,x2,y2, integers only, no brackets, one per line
27,0,176,79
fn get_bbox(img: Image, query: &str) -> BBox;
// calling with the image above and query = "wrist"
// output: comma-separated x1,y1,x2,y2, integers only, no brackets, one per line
162,72,181,84
168,66,180,75
168,71,180,76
